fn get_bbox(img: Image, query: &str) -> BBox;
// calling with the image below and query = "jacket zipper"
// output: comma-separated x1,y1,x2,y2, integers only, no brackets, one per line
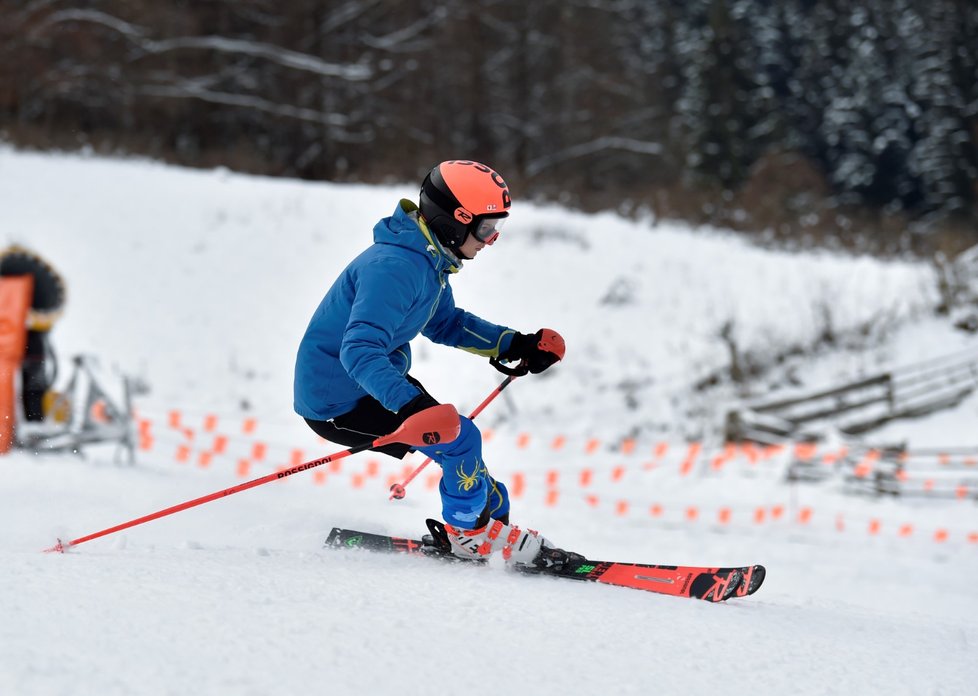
421,271,446,332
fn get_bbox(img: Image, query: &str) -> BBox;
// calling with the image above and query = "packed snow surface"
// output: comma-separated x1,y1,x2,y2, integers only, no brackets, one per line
1,149,976,695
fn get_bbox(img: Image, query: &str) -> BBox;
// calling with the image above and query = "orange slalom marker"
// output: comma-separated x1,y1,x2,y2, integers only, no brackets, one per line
516,433,531,449
585,438,600,455
898,524,914,538
821,450,840,466
546,470,559,487
545,490,559,507
242,418,257,435
203,414,218,433
290,449,304,466
197,452,212,468
550,435,566,451
90,400,109,424
610,466,625,482
649,504,664,518
510,472,525,498
579,469,593,487
212,435,228,454
620,439,635,455
797,507,813,524
679,442,702,476
685,506,699,521
615,500,629,516
718,508,732,525
853,450,879,478
934,529,949,543
168,410,182,428
175,445,190,463
313,470,327,485
868,519,881,535
252,442,267,461
794,442,818,461
236,459,251,478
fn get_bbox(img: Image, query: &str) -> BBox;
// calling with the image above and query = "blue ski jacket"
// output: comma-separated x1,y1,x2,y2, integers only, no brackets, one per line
294,199,516,421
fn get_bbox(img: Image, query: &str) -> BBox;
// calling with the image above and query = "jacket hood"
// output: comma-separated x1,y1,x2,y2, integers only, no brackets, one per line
373,199,460,274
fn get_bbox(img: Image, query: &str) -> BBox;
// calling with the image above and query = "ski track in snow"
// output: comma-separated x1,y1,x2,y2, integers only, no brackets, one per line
1,149,977,695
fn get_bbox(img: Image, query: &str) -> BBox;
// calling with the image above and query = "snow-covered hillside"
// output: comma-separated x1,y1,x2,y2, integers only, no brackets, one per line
1,149,975,696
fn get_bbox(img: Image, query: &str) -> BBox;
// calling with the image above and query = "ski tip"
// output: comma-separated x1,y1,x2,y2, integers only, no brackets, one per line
716,564,767,598
742,564,766,595
717,570,743,602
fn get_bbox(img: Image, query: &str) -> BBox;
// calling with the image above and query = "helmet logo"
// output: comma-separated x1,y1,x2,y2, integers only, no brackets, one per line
444,160,512,211
453,207,473,224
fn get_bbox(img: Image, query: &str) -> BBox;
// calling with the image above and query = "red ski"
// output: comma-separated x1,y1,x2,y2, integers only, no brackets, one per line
325,522,764,603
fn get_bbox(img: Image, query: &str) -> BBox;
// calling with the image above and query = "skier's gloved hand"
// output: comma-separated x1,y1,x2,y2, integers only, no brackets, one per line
500,329,565,374
397,391,440,418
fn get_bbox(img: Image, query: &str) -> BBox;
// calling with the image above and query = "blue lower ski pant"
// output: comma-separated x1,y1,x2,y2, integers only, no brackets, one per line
418,416,509,528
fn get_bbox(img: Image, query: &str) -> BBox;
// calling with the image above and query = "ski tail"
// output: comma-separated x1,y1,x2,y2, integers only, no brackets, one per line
325,527,430,555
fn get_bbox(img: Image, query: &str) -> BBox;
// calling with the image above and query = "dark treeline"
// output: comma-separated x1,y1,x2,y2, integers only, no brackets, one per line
2,0,976,253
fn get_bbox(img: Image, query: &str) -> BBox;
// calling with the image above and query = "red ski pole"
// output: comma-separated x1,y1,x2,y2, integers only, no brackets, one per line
388,375,518,500
44,405,461,553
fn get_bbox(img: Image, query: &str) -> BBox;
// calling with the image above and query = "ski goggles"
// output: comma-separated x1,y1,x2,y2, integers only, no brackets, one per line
473,215,507,245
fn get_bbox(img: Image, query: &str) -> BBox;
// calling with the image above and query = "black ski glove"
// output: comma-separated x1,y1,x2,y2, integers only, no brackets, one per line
498,329,565,374
397,391,440,418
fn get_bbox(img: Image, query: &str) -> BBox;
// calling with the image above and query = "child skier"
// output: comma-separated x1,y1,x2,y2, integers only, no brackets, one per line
294,160,564,565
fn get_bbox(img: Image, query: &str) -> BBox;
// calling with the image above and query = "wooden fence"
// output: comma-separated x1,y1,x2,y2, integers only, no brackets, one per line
725,347,978,444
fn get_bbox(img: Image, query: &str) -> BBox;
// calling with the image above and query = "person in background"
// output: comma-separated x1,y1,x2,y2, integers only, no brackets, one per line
294,160,564,566
0,245,66,422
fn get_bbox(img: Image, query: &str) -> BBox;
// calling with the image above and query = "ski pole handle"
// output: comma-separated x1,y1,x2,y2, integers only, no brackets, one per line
489,328,566,376
389,375,517,501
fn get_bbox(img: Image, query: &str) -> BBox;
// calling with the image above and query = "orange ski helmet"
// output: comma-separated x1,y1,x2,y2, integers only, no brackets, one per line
419,160,511,254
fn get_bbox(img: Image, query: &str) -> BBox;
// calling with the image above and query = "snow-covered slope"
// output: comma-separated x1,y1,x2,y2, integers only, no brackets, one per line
1,149,975,696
